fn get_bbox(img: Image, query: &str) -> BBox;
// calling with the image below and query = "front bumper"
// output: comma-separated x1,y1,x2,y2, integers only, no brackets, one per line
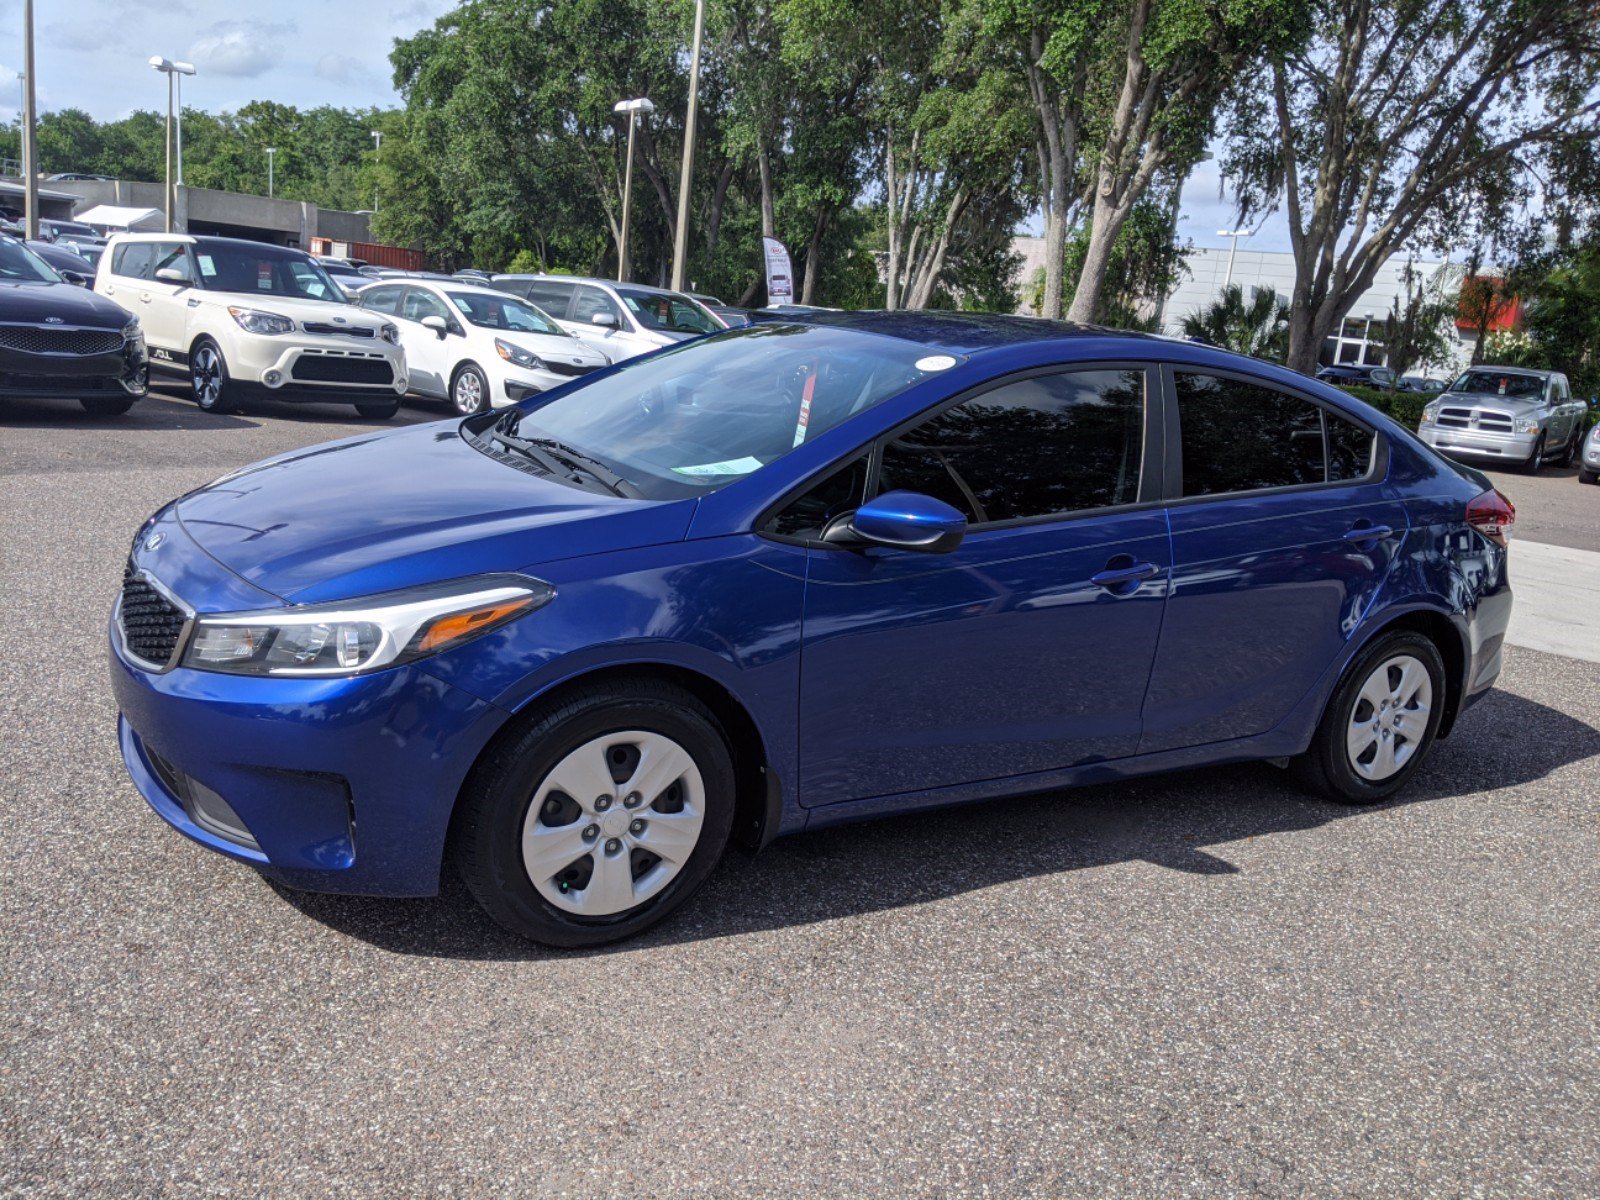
0,333,147,398
1583,437,1600,470
230,336,408,397
500,366,600,406
109,623,510,896
1417,424,1539,463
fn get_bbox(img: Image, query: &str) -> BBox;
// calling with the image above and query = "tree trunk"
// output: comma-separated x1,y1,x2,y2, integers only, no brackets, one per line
757,145,776,238
705,161,735,258
801,207,829,305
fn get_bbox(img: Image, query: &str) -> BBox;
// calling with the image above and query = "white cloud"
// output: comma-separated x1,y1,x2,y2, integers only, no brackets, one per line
43,23,104,52
188,20,296,79
315,53,373,87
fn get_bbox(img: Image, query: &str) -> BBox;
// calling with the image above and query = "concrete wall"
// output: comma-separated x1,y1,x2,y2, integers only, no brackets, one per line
50,179,372,249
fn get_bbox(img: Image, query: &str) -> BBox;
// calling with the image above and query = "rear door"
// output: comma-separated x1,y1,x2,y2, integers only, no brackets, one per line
1139,367,1409,753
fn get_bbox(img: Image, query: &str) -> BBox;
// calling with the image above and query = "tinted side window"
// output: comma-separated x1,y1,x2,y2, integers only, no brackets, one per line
358,285,403,315
1176,373,1325,497
876,369,1145,525
765,457,870,539
112,242,154,280
525,281,576,316
1326,410,1375,481
572,285,624,325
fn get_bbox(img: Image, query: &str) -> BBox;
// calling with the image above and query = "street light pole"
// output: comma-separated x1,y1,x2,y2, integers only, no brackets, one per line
266,147,276,198
1217,228,1251,289
150,58,195,232
612,98,655,283
670,0,705,293
22,0,38,240
370,130,383,213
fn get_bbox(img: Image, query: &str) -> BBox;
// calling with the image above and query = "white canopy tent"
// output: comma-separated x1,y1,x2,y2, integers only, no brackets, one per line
73,204,165,232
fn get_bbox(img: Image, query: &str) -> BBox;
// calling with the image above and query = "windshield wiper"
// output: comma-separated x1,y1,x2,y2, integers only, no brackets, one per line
489,427,634,497
486,427,570,477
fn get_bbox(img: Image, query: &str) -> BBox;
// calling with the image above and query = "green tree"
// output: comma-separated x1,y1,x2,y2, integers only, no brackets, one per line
1179,282,1289,359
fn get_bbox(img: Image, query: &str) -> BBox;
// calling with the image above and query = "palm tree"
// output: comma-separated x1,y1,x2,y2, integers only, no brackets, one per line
1180,284,1291,361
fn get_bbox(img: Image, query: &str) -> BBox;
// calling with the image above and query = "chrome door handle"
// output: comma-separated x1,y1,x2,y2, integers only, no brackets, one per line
1091,561,1160,591
1343,524,1394,543
139,292,152,303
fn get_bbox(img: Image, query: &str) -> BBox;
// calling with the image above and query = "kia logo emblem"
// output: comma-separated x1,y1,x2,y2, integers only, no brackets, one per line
45,316,64,324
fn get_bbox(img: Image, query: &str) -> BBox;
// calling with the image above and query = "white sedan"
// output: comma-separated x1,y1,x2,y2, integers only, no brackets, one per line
355,279,610,414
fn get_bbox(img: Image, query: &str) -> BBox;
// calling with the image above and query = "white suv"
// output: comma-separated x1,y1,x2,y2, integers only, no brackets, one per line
354,278,609,414
95,234,408,418
488,275,722,362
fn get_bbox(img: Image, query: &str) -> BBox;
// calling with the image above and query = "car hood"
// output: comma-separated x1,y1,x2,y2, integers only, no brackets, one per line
174,421,695,605
1438,391,1543,414
0,278,130,327
194,292,391,332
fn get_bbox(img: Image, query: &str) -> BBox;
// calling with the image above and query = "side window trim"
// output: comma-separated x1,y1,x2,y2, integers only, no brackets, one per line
1157,362,1389,505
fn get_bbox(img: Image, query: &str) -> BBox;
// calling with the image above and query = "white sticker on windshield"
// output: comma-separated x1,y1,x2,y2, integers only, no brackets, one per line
915,354,958,372
197,255,216,277
671,456,765,477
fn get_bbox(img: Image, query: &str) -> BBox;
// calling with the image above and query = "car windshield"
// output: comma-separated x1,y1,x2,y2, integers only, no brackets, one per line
1448,370,1545,398
449,291,566,336
0,238,61,283
195,246,346,303
616,287,722,335
506,323,958,499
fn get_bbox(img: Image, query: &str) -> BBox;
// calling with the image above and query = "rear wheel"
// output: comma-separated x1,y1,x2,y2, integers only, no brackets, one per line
190,339,236,414
1290,630,1446,805
451,679,736,947
451,363,490,416
79,395,136,416
354,400,401,419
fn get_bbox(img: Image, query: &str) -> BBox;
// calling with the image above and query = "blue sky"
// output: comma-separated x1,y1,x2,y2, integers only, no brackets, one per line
3,0,1292,253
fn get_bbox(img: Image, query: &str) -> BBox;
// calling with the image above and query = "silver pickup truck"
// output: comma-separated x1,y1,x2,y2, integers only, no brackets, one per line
1417,366,1587,474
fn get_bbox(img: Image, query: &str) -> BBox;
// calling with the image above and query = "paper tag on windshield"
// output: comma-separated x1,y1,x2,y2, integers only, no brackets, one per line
916,354,958,371
671,456,764,477
197,256,216,277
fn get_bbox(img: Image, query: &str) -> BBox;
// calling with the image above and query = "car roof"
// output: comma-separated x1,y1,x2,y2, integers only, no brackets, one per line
106,232,314,258
492,274,698,298
1465,364,1551,377
750,308,1155,356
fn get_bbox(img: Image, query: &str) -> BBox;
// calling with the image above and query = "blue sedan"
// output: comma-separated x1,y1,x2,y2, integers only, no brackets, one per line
109,313,1515,946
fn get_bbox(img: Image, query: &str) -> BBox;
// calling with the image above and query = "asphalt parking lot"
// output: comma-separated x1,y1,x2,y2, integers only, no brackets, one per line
3,389,1599,1197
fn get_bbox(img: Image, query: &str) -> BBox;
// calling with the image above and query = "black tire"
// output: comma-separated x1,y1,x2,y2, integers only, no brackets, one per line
79,395,136,416
1560,430,1580,467
190,338,237,414
1581,467,1598,485
450,362,491,416
1521,434,1546,474
354,400,402,419
1290,630,1447,805
451,679,737,947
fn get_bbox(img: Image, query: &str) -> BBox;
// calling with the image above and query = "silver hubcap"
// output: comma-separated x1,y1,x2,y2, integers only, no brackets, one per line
454,370,485,413
1346,654,1431,781
193,347,221,405
522,730,705,916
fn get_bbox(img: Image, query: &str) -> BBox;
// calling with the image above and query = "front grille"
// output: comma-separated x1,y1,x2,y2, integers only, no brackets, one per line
119,560,188,668
0,326,125,356
303,322,376,338
545,361,598,378
1438,406,1514,432
290,355,394,385
0,372,120,394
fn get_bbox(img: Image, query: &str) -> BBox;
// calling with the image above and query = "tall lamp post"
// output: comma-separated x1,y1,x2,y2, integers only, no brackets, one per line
669,0,705,293
150,57,196,232
1217,228,1252,289
370,130,383,213
265,147,276,198
612,97,654,282
21,0,38,240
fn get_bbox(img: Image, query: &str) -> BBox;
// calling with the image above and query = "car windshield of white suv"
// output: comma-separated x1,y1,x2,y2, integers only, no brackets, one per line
1448,370,1545,399
195,246,346,303
496,322,960,500
617,287,721,335
448,291,566,336
0,238,62,283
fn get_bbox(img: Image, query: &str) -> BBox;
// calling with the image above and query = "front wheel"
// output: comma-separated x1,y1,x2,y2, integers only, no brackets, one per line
190,339,236,414
79,395,136,416
1290,631,1446,805
451,363,490,416
354,400,401,419
1581,467,1598,485
1522,434,1547,474
451,680,736,947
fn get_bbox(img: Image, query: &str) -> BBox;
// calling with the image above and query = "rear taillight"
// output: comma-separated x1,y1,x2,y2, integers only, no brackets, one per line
1466,488,1515,547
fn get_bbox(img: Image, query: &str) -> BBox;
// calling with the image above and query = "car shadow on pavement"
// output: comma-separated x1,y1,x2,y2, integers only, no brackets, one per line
272,687,1600,961
0,393,260,431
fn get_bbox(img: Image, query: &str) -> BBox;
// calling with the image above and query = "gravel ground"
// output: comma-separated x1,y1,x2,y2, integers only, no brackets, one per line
3,390,1599,1197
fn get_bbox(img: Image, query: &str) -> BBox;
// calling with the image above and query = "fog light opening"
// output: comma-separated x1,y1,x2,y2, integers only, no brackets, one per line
263,369,284,388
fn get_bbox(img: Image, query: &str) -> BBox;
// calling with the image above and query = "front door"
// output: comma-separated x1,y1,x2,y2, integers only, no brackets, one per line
1139,367,1409,753
793,366,1170,808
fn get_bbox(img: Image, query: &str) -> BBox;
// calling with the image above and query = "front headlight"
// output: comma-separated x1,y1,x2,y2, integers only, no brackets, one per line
1517,417,1541,435
380,323,401,345
1420,402,1440,424
180,574,554,677
495,338,546,371
227,306,296,336
121,317,141,339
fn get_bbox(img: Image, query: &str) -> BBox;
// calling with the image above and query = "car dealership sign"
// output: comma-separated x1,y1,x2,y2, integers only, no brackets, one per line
763,236,794,305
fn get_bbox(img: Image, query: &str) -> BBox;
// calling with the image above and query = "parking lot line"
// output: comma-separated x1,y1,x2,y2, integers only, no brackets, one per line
1505,538,1600,664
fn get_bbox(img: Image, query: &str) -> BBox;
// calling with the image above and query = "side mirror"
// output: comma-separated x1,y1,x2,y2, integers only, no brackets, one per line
825,490,968,554
154,267,189,287
60,269,89,287
590,311,619,328
421,315,448,337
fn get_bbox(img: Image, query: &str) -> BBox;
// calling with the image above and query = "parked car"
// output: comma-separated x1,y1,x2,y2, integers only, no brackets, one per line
313,256,369,288
1399,375,1446,393
95,234,408,418
1579,420,1600,485
706,304,754,329
1417,365,1587,473
0,234,147,415
687,290,725,306
489,274,722,361
354,278,608,414
108,313,1513,947
1316,363,1398,389
26,238,98,283
40,219,102,242
45,172,113,182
